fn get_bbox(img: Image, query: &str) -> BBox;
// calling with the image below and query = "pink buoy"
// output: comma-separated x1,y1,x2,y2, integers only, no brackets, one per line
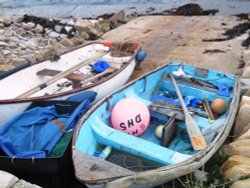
111,98,150,136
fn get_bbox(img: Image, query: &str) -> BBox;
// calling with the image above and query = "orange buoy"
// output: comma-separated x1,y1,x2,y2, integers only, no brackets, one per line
211,98,227,115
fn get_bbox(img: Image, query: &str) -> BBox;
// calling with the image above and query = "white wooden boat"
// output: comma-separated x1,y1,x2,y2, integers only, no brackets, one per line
72,62,240,188
0,42,143,125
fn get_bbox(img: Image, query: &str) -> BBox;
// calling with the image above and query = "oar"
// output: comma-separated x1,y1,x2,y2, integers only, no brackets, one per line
170,74,207,150
16,51,108,99
80,67,115,85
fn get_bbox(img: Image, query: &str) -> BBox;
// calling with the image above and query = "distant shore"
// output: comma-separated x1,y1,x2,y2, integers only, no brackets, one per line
0,0,250,18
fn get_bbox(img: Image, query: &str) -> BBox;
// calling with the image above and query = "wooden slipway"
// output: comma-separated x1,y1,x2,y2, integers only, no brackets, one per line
103,15,247,80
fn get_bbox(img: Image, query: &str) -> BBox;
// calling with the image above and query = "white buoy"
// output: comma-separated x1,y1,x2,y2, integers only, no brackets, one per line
155,125,164,139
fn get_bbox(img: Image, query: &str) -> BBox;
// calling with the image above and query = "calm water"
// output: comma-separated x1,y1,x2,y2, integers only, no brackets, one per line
0,0,249,18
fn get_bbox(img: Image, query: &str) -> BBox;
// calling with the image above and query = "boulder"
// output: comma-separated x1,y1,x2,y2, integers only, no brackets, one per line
0,23,4,29
243,89,250,97
11,58,28,66
75,19,102,39
54,24,63,33
34,51,44,62
0,41,8,47
0,16,12,26
233,104,250,138
0,170,18,188
221,155,250,172
2,50,11,56
43,45,58,59
70,36,85,46
79,32,89,40
21,22,36,30
226,140,250,158
242,66,250,78
14,16,24,23
34,24,44,33
47,31,60,39
54,43,68,54
223,164,250,181
236,126,250,141
240,96,250,106
60,38,74,48
98,20,110,32
109,10,127,28
230,178,250,188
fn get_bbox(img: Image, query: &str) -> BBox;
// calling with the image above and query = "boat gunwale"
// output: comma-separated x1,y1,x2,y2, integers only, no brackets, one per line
0,41,140,104
72,62,240,185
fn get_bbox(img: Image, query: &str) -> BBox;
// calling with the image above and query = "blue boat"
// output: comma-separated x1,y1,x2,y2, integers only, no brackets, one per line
72,62,240,187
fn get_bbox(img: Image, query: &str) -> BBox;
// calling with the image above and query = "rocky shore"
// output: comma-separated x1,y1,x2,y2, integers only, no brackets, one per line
0,9,128,74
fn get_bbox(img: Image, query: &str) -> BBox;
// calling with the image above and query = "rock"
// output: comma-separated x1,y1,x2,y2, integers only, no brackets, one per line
54,24,63,33
230,178,250,188
47,31,60,39
70,36,85,46
240,96,250,106
236,124,250,141
34,51,44,62
12,179,41,188
75,19,102,39
60,33,68,39
14,16,24,23
109,10,127,28
0,16,12,26
227,140,250,158
244,88,250,96
0,41,8,47
43,45,58,59
75,19,91,34
0,23,4,29
2,50,11,56
64,26,73,33
221,155,250,182
242,66,250,78
21,22,36,30
98,20,110,32
11,58,28,66
233,104,250,138
34,24,44,33
60,38,74,47
23,54,35,64
0,170,18,188
223,164,250,181
79,32,89,40
61,26,76,37
54,43,68,54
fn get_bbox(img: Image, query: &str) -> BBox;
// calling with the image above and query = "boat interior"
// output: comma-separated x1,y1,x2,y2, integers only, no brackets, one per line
0,43,133,100
75,62,236,171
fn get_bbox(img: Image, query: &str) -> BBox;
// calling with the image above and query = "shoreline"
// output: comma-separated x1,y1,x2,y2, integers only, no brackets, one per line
0,1,250,18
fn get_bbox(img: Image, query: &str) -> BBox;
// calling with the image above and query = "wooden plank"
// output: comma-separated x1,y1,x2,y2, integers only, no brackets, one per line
36,69,87,81
73,149,134,183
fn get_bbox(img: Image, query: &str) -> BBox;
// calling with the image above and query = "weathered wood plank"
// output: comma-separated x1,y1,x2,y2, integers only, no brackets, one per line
36,68,87,81
73,149,134,184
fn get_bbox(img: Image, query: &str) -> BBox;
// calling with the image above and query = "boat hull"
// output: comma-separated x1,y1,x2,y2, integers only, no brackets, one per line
0,42,139,125
72,62,240,187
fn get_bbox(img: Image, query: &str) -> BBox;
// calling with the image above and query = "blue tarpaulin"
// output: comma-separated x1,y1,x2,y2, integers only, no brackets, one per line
0,91,96,158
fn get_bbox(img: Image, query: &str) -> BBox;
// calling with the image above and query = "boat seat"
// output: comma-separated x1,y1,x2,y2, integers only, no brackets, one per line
36,69,87,82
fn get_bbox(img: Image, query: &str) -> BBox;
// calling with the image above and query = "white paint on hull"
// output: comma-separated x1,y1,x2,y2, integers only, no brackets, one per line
0,56,137,126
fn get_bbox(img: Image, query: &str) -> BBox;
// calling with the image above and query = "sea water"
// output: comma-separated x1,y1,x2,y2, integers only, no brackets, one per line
0,0,249,18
